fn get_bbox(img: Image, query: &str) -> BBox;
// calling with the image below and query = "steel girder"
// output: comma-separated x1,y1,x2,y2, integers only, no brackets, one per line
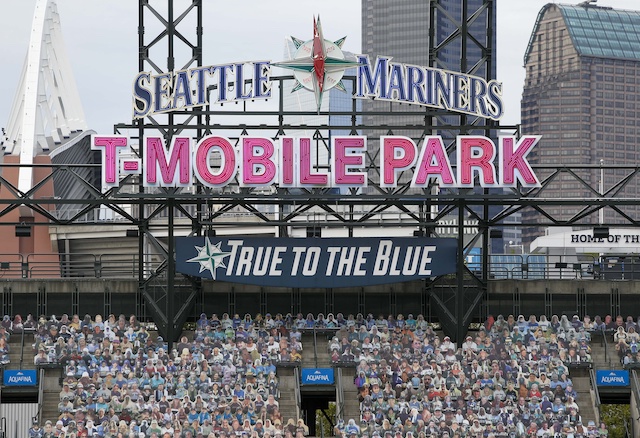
133,0,204,349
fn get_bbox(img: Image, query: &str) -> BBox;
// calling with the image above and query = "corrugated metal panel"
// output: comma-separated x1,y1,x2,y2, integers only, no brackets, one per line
2,403,38,438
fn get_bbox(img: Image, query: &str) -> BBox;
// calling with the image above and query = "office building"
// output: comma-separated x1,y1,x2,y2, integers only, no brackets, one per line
361,0,507,249
521,2,640,242
360,0,496,135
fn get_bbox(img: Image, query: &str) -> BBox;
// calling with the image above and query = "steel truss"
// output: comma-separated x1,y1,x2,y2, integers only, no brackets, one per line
0,158,637,344
4,0,639,344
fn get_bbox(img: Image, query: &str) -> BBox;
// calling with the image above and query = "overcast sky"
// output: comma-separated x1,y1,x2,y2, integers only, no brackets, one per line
0,0,638,134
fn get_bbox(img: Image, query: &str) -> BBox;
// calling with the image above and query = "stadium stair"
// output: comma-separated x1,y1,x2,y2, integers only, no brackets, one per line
276,367,299,421
301,331,333,369
5,331,59,423
569,334,613,427
570,372,598,425
41,369,63,422
339,367,360,421
590,331,618,370
7,330,34,370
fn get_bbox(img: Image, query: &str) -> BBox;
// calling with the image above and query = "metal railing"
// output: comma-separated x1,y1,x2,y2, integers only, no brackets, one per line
631,370,640,437
0,252,164,279
335,367,345,422
312,329,318,368
32,368,45,426
624,419,631,438
0,250,630,281
602,329,612,369
19,329,27,369
0,250,627,281
293,366,302,421
474,254,600,280
589,367,602,425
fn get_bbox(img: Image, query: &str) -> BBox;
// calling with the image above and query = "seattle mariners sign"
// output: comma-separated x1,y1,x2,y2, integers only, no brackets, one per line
175,237,457,288
132,16,503,120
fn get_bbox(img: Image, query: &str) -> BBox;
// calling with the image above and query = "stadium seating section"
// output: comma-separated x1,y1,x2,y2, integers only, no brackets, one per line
11,311,624,437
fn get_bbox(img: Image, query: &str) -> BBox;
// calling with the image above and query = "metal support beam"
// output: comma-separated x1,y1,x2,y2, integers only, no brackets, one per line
136,0,203,345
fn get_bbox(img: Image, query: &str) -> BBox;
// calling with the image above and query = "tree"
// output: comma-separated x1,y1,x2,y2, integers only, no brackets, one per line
600,404,630,438
316,402,337,437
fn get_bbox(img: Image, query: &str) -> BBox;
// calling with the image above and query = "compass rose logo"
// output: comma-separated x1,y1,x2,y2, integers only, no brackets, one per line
274,16,361,112
186,238,231,279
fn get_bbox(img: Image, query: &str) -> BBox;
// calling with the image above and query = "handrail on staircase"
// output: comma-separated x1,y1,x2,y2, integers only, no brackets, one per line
589,366,602,425
601,328,611,368
631,370,640,415
293,366,302,421
32,368,45,425
625,420,632,438
313,328,318,368
19,328,35,369
19,329,24,369
335,367,344,422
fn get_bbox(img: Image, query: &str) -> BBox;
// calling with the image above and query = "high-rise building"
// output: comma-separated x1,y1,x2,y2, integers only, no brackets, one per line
360,1,431,140
360,0,496,135
521,3,640,242
360,0,507,248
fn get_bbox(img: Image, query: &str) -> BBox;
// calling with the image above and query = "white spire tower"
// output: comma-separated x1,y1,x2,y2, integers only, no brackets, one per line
1,0,87,195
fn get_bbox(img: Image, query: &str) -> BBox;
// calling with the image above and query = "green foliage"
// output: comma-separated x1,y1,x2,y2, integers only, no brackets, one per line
316,402,337,438
600,404,630,438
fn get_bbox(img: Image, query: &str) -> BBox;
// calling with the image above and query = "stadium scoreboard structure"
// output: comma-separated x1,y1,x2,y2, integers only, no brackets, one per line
2,0,638,347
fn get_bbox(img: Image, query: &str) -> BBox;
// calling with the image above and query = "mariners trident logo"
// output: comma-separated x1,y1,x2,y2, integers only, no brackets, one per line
274,16,361,112
186,238,231,279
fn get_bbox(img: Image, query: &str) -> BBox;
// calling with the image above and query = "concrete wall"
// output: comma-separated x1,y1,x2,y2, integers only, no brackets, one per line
0,278,636,322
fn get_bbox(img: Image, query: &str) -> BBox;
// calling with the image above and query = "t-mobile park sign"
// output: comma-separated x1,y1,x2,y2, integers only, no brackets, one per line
92,135,541,189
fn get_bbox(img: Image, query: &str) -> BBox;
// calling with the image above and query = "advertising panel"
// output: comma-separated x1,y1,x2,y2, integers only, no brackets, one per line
176,237,457,288
596,370,629,386
3,370,37,387
301,368,335,385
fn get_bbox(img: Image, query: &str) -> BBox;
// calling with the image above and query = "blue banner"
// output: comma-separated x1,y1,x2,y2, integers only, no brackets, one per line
176,237,457,288
301,368,334,385
3,370,37,386
596,370,629,386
